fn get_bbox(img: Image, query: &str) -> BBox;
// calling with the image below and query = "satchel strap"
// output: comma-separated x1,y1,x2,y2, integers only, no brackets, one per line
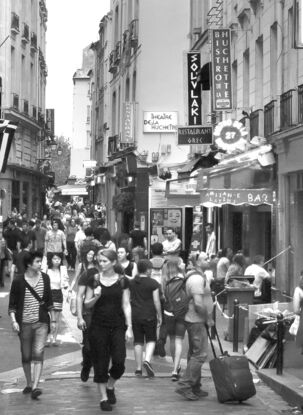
24,279,44,305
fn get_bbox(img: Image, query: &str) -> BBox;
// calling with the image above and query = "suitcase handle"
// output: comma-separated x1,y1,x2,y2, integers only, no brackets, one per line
205,324,226,358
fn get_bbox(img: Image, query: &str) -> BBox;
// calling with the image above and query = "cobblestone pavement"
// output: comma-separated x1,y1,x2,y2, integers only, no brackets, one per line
0,365,299,415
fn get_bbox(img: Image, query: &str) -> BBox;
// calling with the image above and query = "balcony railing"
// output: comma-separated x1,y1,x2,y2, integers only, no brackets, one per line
122,30,130,52
32,105,37,119
38,108,44,126
115,41,121,65
298,84,303,124
12,93,19,110
250,109,260,138
31,32,38,51
11,12,20,34
129,19,138,48
264,100,276,136
23,99,29,114
109,50,117,73
280,89,294,130
21,23,29,42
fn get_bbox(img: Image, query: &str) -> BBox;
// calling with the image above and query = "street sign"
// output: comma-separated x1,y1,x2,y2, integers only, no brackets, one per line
177,126,213,145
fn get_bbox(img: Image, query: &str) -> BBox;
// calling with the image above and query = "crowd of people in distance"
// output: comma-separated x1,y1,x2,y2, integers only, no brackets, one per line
4,205,276,411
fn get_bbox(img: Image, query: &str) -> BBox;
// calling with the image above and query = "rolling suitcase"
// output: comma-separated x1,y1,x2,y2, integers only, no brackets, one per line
206,325,256,403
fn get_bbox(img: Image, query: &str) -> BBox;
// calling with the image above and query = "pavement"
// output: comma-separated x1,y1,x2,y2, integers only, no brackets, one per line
0,276,302,414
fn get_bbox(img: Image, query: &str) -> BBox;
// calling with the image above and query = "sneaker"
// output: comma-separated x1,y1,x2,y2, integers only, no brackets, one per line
106,388,116,405
31,388,42,400
22,386,32,394
143,361,155,378
100,400,112,411
192,389,209,398
157,340,166,357
175,388,199,401
171,373,180,382
135,369,142,376
80,367,90,382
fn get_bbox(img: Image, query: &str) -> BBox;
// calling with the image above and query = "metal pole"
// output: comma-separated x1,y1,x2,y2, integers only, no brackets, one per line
211,290,216,339
233,298,239,352
276,313,284,375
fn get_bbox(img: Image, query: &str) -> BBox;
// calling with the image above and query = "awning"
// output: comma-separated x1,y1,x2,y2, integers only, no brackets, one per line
200,188,275,207
58,184,88,196
106,158,122,167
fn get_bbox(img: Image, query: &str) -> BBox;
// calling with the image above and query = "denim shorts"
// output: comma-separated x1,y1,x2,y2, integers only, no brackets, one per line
19,322,48,363
165,314,186,339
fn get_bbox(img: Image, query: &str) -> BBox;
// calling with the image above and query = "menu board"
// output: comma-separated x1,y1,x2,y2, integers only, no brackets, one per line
150,208,182,245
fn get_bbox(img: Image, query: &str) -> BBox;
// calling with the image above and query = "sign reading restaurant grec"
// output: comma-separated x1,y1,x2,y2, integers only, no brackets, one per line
143,111,178,133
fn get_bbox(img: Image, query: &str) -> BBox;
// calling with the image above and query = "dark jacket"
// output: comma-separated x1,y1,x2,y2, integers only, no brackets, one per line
8,272,53,326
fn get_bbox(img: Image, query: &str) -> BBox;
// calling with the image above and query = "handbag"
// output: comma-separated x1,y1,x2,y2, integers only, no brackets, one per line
24,279,51,332
289,315,300,336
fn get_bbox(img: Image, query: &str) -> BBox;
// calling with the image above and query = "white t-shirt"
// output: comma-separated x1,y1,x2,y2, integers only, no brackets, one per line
244,264,269,297
216,257,230,281
185,273,213,323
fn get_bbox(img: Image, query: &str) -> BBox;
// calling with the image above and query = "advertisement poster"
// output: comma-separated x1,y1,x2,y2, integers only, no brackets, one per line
189,205,203,256
150,208,182,245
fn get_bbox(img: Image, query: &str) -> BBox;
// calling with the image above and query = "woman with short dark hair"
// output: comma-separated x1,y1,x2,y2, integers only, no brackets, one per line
8,251,55,400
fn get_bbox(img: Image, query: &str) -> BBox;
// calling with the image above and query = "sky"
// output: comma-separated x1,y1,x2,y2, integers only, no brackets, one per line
45,0,110,138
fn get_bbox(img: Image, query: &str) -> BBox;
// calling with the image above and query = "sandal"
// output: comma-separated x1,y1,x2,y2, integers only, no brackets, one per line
31,388,42,400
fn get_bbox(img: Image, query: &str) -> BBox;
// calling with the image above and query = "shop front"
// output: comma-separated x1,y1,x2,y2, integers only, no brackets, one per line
196,145,276,262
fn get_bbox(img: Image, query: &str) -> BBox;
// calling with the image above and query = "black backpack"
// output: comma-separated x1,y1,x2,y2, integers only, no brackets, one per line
164,276,189,319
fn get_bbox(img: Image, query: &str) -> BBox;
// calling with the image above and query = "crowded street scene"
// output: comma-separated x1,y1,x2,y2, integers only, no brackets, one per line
1,0,303,414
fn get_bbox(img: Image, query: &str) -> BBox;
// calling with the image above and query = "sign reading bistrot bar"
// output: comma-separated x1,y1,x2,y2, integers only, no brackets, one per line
187,52,202,125
211,29,232,110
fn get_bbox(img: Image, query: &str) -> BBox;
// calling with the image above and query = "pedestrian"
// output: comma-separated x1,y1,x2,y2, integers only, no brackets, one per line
74,221,89,259
33,219,47,256
99,229,116,252
19,221,36,252
81,226,102,252
8,251,56,399
244,254,272,302
117,245,137,279
3,219,21,274
74,247,98,382
205,222,216,258
225,253,246,285
44,219,68,266
293,271,303,353
10,239,33,281
128,259,162,378
175,254,214,400
162,227,182,260
128,222,147,262
163,258,186,381
45,253,69,346
65,218,78,270
84,249,133,412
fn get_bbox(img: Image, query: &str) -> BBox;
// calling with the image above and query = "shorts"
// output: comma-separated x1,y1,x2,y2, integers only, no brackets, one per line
20,322,48,363
51,289,63,311
165,314,186,339
132,318,157,344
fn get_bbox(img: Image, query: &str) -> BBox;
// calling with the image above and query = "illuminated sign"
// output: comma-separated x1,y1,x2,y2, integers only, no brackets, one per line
214,119,248,152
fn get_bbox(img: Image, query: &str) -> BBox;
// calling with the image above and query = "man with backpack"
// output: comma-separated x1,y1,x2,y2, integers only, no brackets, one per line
175,252,214,401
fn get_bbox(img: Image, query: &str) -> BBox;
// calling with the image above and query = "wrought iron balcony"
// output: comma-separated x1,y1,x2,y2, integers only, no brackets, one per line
115,41,121,65
21,23,29,43
250,109,260,138
108,135,119,156
11,12,20,34
109,50,117,73
280,89,294,130
264,100,276,136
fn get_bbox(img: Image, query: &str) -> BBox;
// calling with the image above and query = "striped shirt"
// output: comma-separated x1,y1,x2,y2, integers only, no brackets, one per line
22,277,44,323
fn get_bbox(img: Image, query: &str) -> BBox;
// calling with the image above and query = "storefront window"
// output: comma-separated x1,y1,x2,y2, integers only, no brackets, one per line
11,180,20,213
22,181,29,214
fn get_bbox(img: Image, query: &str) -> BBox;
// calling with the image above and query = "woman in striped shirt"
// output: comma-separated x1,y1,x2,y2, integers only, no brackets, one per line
8,251,55,400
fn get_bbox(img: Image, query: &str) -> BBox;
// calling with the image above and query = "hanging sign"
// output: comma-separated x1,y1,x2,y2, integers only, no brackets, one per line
187,52,202,125
211,29,232,110
178,126,212,145
214,119,248,152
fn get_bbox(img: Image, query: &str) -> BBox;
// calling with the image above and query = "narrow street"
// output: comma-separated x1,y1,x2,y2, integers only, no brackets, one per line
0,275,297,415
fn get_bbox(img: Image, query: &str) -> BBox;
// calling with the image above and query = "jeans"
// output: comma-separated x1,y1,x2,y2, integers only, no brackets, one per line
89,324,126,383
177,322,208,392
19,322,49,363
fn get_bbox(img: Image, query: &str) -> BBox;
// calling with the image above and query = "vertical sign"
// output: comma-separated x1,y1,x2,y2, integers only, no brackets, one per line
46,109,55,136
121,102,134,143
211,29,232,110
187,52,202,125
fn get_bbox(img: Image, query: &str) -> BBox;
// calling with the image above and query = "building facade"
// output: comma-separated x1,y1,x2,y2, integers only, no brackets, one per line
70,46,94,178
0,0,49,218
90,0,191,236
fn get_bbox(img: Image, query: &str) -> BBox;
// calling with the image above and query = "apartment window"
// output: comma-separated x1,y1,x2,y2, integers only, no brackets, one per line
243,49,250,109
288,7,294,49
280,89,293,129
270,23,278,98
128,0,133,22
132,71,136,102
232,60,237,109
298,84,303,123
114,6,119,44
112,92,117,135
125,77,130,102
264,100,275,136
134,0,139,19
87,105,91,123
255,36,263,108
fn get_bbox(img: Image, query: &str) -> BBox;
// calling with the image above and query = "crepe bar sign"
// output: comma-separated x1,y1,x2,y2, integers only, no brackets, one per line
211,29,232,110
187,52,202,125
